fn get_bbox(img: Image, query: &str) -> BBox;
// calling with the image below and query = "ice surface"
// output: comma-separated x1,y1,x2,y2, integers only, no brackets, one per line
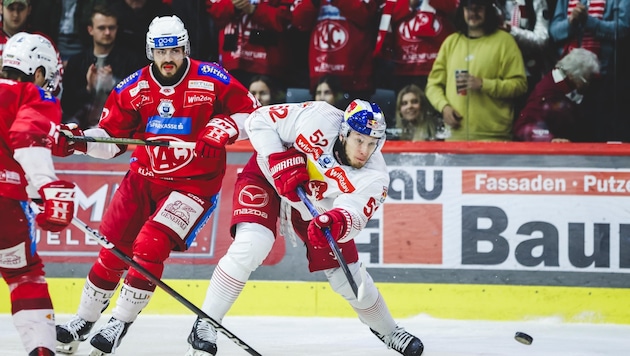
1,314,629,355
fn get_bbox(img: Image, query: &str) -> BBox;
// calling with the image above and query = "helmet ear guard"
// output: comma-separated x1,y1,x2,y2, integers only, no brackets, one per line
145,15,190,60
2,32,60,92
340,99,387,146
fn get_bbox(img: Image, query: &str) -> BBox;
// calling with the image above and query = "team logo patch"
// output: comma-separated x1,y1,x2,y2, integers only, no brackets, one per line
0,242,27,269
153,192,203,239
146,116,192,134
313,21,349,52
317,154,335,169
198,63,230,84
145,135,194,173
157,100,176,118
115,70,141,93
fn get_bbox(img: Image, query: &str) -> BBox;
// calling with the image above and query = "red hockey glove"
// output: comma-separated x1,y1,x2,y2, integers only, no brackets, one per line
307,209,351,249
53,124,87,157
268,148,309,202
35,180,76,232
195,116,239,159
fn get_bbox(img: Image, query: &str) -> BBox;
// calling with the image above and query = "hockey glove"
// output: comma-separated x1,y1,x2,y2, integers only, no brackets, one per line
35,180,76,232
195,115,239,159
268,148,309,202
53,124,87,157
307,208,351,249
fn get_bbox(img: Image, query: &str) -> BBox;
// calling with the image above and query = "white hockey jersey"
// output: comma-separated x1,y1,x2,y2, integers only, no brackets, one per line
245,101,389,242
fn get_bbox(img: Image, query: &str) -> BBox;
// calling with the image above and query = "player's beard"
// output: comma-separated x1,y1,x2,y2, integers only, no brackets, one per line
152,58,188,86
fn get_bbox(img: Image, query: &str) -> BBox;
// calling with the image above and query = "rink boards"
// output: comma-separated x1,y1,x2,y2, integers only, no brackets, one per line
2,141,630,324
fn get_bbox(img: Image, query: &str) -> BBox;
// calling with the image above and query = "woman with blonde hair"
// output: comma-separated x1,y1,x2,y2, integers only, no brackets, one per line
395,84,441,141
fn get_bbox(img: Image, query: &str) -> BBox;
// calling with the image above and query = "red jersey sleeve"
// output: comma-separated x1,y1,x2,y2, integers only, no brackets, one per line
10,84,61,150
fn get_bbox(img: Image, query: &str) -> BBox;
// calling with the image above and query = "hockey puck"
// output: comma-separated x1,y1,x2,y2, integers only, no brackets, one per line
514,331,533,345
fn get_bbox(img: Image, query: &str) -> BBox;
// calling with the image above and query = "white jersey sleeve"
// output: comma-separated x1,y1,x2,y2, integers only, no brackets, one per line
245,101,342,158
246,101,390,241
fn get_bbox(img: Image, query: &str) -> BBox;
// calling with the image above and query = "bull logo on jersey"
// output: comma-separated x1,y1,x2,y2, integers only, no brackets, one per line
308,180,328,200
146,136,194,174
313,21,348,52
158,100,175,118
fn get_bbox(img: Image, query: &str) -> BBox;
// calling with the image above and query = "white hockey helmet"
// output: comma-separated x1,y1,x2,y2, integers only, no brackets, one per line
2,32,60,92
145,15,190,60
340,99,387,144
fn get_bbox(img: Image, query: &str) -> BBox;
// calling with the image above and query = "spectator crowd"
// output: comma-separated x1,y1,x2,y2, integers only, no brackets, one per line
2,0,629,142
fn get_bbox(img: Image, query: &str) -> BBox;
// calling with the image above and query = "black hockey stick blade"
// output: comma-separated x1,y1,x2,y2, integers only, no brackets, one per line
71,217,263,356
296,186,359,298
59,130,195,149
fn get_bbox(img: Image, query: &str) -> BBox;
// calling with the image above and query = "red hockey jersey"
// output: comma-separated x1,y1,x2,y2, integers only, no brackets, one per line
0,79,61,200
98,58,258,197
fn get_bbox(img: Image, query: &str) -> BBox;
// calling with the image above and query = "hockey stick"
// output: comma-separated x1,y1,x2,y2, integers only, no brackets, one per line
296,186,359,299
60,130,195,149
71,217,263,356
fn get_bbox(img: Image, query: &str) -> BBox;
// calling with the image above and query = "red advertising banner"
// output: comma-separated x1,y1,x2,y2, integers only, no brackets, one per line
41,162,285,265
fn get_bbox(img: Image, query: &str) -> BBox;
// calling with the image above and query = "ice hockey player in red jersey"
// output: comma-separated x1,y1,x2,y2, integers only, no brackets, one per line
1,32,75,356
186,99,424,356
53,15,259,356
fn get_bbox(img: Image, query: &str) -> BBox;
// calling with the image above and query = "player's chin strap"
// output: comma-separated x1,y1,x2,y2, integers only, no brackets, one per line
296,186,362,300
70,216,263,356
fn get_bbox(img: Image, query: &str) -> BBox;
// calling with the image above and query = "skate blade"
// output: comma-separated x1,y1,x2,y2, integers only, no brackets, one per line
56,341,81,355
89,348,109,356
185,346,216,356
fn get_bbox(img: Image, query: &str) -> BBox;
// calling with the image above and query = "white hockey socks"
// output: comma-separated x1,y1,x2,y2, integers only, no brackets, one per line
12,309,56,353
201,223,274,321
77,279,117,322
111,283,153,323
325,263,397,336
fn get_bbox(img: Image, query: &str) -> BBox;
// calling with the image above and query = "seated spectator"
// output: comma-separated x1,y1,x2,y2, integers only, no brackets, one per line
514,48,600,142
248,74,284,105
313,75,347,109
549,0,630,142
394,84,439,141
61,5,144,129
425,0,527,141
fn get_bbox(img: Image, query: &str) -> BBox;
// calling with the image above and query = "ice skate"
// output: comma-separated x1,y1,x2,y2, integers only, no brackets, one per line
371,326,424,356
56,315,96,354
88,317,132,355
185,317,218,356
29,347,54,356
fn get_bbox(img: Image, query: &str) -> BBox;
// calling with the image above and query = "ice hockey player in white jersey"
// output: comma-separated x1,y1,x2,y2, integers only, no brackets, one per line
186,99,424,355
